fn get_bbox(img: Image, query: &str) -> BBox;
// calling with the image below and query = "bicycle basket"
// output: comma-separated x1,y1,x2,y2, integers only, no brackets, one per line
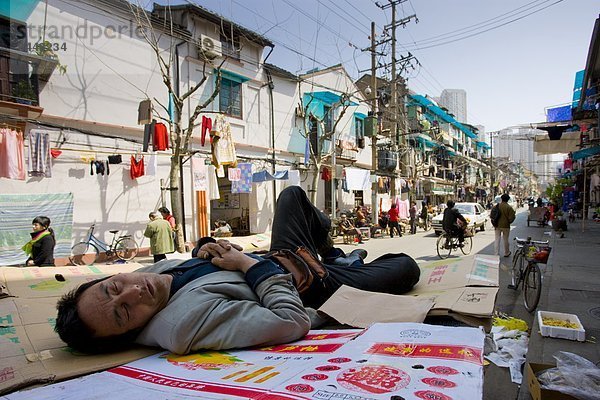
525,244,551,264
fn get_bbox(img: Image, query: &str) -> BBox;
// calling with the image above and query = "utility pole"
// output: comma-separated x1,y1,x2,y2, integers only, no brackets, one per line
377,0,417,198
370,21,378,225
390,1,398,197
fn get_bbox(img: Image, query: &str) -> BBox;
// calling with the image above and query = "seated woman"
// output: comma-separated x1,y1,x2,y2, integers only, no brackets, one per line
23,216,56,266
355,206,368,227
338,214,363,243
213,220,232,237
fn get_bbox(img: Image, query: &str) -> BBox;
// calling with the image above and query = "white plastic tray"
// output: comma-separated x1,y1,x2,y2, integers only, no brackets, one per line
537,311,585,342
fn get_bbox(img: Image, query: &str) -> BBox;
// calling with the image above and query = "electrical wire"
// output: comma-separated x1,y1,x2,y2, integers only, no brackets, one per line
402,0,565,51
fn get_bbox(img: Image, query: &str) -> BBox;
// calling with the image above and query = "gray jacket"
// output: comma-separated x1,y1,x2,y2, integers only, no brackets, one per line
133,259,316,354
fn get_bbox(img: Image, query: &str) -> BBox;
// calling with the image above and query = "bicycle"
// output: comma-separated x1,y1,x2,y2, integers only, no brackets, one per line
70,224,139,265
436,228,473,259
416,214,432,232
508,237,551,312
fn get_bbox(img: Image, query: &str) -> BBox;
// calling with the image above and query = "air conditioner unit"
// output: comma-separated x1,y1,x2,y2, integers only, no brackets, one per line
198,34,222,60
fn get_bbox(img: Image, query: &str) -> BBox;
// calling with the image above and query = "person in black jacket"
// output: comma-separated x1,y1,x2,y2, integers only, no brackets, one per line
442,200,468,244
23,216,56,266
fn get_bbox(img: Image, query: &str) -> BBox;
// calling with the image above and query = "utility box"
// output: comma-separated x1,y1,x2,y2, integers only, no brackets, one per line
364,116,378,137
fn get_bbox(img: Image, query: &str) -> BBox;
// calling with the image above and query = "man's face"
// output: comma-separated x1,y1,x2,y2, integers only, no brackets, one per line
77,272,173,337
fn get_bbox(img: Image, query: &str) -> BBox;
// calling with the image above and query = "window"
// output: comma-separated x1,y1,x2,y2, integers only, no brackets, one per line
355,117,364,141
219,77,242,118
309,116,319,155
220,33,240,60
323,105,333,133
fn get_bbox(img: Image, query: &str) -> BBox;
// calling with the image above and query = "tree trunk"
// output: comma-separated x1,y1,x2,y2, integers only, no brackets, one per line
169,155,186,252
309,163,320,205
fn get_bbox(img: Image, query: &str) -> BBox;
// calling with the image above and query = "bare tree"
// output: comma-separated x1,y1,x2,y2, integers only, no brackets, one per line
299,92,353,204
128,2,224,251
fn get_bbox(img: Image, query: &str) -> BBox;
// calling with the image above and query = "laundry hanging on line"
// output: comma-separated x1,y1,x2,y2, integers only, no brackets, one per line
0,127,26,180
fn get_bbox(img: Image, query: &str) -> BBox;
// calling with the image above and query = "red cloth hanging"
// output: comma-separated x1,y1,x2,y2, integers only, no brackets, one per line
321,166,331,181
153,122,169,151
130,155,145,179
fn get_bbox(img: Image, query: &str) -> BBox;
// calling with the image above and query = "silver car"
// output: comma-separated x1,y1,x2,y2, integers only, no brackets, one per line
432,202,489,236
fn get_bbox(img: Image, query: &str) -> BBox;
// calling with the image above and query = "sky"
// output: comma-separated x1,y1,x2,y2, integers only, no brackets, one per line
159,0,598,133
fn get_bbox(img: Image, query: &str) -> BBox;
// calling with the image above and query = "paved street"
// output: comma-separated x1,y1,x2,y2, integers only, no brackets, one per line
130,206,600,400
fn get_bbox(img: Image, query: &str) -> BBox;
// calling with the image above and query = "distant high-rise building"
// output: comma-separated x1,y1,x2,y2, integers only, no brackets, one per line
492,127,562,194
474,124,487,144
439,89,467,123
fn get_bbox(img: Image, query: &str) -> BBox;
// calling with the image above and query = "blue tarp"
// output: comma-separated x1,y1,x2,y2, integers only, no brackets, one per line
252,170,290,182
354,112,367,120
408,95,477,139
571,145,600,161
547,105,572,122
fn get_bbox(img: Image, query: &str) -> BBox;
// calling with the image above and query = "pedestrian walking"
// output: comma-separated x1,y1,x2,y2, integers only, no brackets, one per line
388,203,402,237
144,212,175,262
494,193,516,257
409,201,418,234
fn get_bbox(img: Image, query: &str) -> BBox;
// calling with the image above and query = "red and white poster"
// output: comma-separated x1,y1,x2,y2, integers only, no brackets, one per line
4,324,484,400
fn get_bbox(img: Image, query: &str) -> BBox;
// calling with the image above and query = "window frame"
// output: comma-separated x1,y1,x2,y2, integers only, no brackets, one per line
219,76,243,119
220,32,241,61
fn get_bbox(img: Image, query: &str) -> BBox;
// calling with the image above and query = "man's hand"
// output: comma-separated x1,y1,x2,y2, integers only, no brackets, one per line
197,241,256,273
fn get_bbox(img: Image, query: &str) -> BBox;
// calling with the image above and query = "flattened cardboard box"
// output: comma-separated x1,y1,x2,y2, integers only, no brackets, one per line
0,265,158,395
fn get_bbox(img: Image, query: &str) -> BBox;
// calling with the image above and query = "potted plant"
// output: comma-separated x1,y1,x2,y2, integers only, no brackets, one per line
12,81,36,105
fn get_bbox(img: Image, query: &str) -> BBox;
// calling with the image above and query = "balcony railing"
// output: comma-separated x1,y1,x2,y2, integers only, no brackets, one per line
0,46,58,107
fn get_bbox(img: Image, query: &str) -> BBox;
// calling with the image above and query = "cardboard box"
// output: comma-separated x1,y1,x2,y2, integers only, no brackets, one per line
537,311,585,342
526,362,578,400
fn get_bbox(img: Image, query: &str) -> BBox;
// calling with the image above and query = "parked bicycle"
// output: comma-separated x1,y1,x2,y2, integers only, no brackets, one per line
70,224,139,265
416,214,432,232
436,228,473,259
508,237,551,312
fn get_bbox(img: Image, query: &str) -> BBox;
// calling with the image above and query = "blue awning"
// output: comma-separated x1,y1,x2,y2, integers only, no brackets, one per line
409,94,477,139
219,69,251,83
571,145,600,161
303,91,358,120
476,141,490,150
413,135,438,148
354,112,367,120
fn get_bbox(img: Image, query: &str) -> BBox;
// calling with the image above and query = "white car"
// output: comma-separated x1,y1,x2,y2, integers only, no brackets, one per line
432,202,489,236
494,194,518,211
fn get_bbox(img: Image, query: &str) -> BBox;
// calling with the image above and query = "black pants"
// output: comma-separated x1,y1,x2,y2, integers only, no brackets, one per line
153,254,167,263
388,221,402,237
271,186,421,308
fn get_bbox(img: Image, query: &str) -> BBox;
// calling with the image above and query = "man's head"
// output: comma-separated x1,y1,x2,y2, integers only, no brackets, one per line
340,214,347,219
149,211,160,220
158,207,170,217
55,272,172,353
501,193,510,203
447,200,455,208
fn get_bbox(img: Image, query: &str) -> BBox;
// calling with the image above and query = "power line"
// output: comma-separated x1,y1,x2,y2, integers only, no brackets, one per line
403,0,550,46
402,0,565,51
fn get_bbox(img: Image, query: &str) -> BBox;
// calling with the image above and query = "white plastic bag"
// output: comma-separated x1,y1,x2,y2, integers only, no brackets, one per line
537,352,600,400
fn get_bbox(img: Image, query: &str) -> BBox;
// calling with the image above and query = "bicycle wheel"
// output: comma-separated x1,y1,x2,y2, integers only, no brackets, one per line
523,262,542,312
424,219,432,231
115,236,139,261
510,252,524,289
70,242,99,266
436,233,452,259
460,236,472,255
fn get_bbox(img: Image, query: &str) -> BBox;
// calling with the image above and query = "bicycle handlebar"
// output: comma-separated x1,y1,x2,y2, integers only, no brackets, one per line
514,237,549,245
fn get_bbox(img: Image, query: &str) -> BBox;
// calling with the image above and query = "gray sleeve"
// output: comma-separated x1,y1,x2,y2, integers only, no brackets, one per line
138,273,311,354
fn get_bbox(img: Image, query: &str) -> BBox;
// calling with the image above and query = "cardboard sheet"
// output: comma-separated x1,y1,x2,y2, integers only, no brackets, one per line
0,265,158,395
3,323,485,400
318,285,435,327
